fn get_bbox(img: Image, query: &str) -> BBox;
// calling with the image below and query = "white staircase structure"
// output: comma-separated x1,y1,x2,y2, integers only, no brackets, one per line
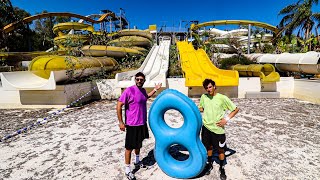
115,37,171,88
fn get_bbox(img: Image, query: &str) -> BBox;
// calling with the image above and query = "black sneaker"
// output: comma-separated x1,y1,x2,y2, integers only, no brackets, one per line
219,166,227,180
125,172,136,180
204,162,213,175
134,161,147,169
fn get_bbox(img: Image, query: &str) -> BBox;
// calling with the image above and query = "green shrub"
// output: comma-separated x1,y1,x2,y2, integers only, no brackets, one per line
219,55,252,69
168,45,183,77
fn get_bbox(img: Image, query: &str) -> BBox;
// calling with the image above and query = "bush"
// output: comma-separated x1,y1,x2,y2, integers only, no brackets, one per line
168,45,183,77
219,55,252,69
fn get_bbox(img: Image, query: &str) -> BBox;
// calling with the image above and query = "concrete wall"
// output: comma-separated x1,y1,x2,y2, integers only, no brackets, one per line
238,77,261,98
103,77,295,100
294,79,320,104
19,82,93,105
1,77,319,106
277,77,294,98
0,87,21,105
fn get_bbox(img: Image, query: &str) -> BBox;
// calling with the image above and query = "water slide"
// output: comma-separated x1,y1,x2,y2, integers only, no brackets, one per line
0,71,56,90
0,56,118,90
207,28,248,37
108,36,152,47
199,26,273,52
115,37,171,88
1,12,116,60
244,52,320,74
191,20,279,33
52,22,148,58
1,13,152,90
2,12,115,33
231,64,280,83
176,41,239,87
82,45,143,58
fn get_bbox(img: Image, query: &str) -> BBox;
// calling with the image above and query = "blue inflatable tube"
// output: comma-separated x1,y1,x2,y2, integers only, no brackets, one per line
149,89,207,178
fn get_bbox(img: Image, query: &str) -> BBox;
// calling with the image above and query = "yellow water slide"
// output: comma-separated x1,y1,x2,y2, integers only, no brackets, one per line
176,41,239,86
29,55,118,81
82,45,143,58
108,36,152,47
52,22,94,49
52,22,147,58
107,29,153,48
2,12,115,33
231,64,280,83
117,29,153,40
0,55,118,90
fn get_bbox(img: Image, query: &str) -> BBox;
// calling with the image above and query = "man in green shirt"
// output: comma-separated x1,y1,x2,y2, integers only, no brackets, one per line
199,79,239,178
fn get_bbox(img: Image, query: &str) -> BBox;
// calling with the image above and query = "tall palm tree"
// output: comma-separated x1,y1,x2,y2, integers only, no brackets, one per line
278,0,320,41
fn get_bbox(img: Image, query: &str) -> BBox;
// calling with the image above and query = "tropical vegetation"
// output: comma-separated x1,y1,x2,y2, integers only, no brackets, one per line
0,0,319,73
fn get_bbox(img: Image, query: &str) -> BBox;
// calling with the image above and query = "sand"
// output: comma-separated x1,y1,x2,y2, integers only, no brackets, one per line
0,98,319,180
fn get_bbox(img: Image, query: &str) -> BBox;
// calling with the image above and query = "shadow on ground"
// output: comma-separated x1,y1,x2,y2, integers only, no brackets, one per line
133,145,236,179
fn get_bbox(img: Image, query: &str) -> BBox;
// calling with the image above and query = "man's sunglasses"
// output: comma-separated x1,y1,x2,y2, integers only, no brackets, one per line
135,78,145,82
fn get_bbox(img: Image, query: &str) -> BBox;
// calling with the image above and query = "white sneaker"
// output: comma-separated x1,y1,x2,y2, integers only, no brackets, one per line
125,172,136,180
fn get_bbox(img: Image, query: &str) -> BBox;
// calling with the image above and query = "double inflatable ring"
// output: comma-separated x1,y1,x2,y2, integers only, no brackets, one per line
149,89,206,178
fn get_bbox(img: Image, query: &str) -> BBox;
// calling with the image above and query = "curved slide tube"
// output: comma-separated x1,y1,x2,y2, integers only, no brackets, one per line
244,52,320,74
149,89,207,178
2,12,115,33
191,20,279,33
231,64,280,83
0,56,118,90
82,45,143,58
0,71,56,90
53,22,95,36
207,28,248,37
52,22,93,49
108,36,152,48
29,56,118,80
117,29,153,40
177,41,239,86
115,37,171,88
52,22,148,57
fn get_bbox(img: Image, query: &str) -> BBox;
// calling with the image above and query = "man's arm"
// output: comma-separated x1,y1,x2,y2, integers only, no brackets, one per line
199,107,204,112
147,83,162,98
216,107,240,127
227,107,239,120
116,101,126,131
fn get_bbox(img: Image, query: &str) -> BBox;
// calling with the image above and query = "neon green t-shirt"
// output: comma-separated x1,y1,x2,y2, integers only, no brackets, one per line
199,93,237,134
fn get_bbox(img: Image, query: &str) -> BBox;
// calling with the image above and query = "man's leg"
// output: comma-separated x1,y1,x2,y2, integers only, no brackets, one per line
218,147,225,168
207,146,213,161
134,148,140,164
125,148,133,174
201,126,213,175
218,135,227,179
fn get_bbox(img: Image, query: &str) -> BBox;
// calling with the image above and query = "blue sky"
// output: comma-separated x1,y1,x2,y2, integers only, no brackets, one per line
10,0,317,30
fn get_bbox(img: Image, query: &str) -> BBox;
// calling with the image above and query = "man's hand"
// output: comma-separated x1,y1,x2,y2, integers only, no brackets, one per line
154,82,162,90
216,118,227,127
119,122,126,131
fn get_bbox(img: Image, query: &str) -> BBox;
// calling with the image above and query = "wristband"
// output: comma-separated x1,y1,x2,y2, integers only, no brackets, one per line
225,116,231,123
154,88,157,92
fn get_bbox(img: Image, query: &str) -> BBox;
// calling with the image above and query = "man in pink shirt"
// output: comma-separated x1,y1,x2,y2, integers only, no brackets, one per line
116,72,162,180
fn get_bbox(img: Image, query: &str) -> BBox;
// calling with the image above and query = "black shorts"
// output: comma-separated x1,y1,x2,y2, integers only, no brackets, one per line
201,125,226,150
125,124,149,150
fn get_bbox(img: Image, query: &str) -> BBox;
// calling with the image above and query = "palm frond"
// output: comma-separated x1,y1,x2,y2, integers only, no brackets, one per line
278,4,298,15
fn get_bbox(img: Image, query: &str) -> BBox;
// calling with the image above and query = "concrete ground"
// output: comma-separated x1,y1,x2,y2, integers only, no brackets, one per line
0,98,319,180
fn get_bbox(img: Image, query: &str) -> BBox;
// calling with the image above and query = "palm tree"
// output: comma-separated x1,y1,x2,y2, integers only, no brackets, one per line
279,0,320,48
278,0,320,44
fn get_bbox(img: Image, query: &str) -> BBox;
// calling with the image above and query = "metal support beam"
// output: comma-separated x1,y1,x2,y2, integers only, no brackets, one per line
248,24,251,54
